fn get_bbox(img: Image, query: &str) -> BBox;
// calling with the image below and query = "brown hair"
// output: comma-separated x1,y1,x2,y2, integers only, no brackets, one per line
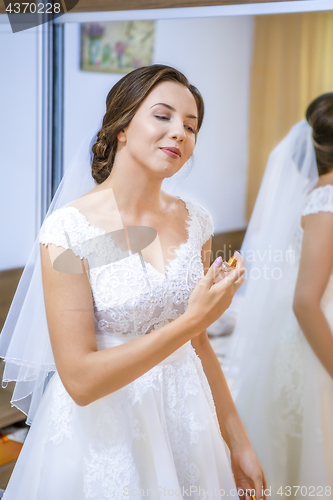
306,92,333,176
91,64,205,184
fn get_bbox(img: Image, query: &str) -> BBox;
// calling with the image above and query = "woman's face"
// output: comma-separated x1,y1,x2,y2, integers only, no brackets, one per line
118,80,199,178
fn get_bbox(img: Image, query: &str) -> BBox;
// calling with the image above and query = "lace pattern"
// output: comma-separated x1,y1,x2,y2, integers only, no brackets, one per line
291,185,333,269
39,198,214,337
38,196,217,497
45,373,74,445
82,348,216,499
42,348,218,499
302,184,333,216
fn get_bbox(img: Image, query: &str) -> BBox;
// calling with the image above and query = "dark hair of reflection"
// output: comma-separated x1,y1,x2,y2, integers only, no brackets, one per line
306,92,333,176
91,64,205,184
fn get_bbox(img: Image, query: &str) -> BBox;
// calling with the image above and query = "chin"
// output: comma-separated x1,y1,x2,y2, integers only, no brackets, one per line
159,161,184,178
160,167,182,180
144,157,184,179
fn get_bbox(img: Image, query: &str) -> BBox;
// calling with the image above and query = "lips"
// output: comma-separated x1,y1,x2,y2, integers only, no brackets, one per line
159,147,181,158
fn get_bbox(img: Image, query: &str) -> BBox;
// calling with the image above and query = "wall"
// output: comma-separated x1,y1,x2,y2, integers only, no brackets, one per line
156,16,254,232
0,24,38,270
64,15,254,233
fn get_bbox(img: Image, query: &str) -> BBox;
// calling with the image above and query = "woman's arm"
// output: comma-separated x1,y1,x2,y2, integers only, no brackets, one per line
293,211,333,379
40,241,244,407
191,238,267,500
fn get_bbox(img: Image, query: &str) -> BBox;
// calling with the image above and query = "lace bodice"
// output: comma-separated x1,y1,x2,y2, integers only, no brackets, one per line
39,197,214,338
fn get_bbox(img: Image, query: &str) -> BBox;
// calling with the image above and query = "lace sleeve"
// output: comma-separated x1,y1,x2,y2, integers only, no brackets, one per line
192,203,214,246
302,185,333,216
38,207,83,258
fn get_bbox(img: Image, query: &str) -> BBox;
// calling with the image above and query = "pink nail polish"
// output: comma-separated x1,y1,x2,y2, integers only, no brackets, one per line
213,256,222,267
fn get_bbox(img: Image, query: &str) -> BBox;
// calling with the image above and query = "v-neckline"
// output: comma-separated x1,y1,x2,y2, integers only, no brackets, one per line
62,197,194,276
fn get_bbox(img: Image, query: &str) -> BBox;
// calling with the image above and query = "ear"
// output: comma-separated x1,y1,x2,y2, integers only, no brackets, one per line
116,127,127,143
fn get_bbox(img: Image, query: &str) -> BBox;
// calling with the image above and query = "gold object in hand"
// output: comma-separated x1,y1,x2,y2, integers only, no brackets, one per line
221,253,237,271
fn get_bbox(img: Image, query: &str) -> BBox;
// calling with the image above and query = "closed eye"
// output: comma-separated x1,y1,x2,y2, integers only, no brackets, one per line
155,115,170,120
155,115,196,134
187,126,196,134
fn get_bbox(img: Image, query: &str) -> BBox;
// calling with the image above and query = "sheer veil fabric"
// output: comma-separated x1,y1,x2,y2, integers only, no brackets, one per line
225,120,319,391
222,120,333,492
0,120,102,425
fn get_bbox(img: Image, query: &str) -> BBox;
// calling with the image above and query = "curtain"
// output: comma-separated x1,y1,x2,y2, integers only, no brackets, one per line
246,12,333,220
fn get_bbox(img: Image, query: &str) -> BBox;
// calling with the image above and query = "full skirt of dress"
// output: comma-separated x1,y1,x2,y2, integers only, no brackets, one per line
3,336,237,500
233,276,333,499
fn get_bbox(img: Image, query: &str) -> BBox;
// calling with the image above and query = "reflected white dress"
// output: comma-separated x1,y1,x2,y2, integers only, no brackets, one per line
234,185,333,499
3,198,236,500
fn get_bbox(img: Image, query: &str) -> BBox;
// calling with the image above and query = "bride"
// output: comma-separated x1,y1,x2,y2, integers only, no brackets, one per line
0,64,266,500
226,93,333,499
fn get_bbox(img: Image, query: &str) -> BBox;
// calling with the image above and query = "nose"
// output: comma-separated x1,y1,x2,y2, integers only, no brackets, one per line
169,117,186,142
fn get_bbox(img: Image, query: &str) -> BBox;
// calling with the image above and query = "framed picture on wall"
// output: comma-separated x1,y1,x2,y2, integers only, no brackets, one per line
80,20,155,73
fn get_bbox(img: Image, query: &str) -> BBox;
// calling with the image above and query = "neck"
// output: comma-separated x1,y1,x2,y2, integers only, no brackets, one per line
100,150,165,216
317,169,333,187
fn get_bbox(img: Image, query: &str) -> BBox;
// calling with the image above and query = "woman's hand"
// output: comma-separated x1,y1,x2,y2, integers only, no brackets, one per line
186,252,245,332
231,445,268,500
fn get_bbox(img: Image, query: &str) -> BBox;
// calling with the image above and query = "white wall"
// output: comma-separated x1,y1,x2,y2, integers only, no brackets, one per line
64,15,254,233
0,24,38,270
156,16,254,232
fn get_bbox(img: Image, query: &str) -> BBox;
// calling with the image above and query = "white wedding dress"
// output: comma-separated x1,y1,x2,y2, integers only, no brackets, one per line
234,185,333,499
3,197,236,500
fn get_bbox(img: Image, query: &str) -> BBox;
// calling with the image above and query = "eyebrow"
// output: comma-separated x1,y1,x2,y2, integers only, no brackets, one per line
151,102,198,121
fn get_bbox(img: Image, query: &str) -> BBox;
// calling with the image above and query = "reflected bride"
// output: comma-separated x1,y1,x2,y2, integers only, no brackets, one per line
226,93,333,499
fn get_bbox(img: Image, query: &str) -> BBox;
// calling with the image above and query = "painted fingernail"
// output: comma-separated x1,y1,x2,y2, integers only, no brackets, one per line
213,256,222,267
235,250,241,257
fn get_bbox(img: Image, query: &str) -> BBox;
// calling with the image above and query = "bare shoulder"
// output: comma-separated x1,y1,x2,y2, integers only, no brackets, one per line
302,210,333,233
65,185,102,212
65,185,123,231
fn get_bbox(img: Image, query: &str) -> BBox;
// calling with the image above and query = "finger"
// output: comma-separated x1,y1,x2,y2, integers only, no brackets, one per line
262,474,268,500
222,264,245,286
254,476,264,500
202,256,223,287
237,487,244,500
232,274,245,291
234,250,244,267
235,485,245,500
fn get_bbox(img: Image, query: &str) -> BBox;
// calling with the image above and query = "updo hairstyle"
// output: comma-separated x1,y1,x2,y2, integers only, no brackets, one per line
91,64,204,184
306,92,333,176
